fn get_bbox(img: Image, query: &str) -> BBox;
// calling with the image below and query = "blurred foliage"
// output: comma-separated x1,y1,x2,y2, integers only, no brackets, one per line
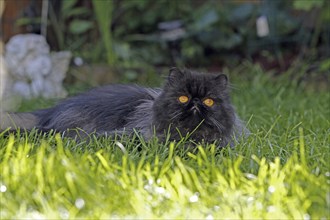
293,0,324,10
48,0,94,50
15,0,329,82
110,0,329,68
92,0,116,65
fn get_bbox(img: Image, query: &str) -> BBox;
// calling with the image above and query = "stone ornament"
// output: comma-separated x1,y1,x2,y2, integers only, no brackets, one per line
4,34,71,100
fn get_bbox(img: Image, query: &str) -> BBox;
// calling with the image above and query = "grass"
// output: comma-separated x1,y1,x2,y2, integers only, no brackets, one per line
0,63,329,219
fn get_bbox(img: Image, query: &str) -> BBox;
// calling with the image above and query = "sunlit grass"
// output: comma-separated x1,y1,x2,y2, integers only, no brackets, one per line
0,63,329,219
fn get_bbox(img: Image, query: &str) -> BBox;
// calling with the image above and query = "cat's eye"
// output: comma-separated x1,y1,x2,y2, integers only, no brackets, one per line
203,98,214,107
178,95,189,104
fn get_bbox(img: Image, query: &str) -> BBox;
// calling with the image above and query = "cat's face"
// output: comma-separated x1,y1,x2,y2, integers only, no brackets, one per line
153,68,235,144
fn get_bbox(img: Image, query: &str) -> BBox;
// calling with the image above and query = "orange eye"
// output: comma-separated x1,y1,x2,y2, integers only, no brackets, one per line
178,95,189,103
203,98,214,107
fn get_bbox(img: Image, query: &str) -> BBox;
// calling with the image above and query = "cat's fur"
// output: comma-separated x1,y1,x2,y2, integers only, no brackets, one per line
0,68,248,147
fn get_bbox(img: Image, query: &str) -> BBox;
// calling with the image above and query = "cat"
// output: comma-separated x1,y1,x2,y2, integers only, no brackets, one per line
0,68,248,147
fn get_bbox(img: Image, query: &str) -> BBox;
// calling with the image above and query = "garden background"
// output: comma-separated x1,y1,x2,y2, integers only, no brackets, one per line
0,0,329,219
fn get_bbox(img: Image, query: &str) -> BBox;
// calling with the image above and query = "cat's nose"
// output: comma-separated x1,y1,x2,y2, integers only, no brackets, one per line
192,98,201,105
191,98,201,114
190,105,200,114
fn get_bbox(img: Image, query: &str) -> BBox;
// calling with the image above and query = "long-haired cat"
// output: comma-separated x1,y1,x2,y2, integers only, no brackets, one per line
1,68,248,147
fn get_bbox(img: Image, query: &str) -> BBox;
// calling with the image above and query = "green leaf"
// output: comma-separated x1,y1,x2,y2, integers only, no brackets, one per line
69,20,93,34
293,0,324,10
66,7,90,18
92,0,116,65
61,0,78,14
194,9,219,31
320,58,330,72
114,42,131,59
230,3,254,23
15,17,41,26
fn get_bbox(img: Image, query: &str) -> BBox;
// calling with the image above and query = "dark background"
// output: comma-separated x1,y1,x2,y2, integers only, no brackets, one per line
1,0,329,87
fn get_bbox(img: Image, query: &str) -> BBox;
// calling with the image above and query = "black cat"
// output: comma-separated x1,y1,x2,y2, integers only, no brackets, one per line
1,68,248,147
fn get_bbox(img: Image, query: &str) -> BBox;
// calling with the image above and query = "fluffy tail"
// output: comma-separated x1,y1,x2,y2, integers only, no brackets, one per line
0,112,38,131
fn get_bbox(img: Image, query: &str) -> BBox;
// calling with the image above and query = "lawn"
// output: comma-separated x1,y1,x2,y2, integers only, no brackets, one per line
0,63,329,219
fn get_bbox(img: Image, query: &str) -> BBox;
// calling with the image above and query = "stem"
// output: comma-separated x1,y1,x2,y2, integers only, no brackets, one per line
92,0,116,65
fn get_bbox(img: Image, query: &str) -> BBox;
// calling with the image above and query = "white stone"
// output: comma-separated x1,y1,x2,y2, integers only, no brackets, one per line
49,51,72,82
13,81,31,98
26,56,52,78
2,34,71,105
31,77,45,97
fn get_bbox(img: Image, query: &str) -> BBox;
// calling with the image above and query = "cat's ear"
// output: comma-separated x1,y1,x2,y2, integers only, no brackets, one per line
167,67,184,84
214,74,228,88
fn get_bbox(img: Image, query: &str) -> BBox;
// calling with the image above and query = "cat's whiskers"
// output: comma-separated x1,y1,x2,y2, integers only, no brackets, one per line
210,117,225,133
170,111,183,121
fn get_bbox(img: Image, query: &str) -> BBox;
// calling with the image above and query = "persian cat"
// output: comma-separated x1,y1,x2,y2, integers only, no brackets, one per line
1,68,248,147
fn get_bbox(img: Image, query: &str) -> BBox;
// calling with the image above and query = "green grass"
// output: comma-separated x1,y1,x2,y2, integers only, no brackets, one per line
1,63,329,219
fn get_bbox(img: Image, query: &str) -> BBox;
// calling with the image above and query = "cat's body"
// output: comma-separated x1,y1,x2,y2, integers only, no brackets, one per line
1,68,248,147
